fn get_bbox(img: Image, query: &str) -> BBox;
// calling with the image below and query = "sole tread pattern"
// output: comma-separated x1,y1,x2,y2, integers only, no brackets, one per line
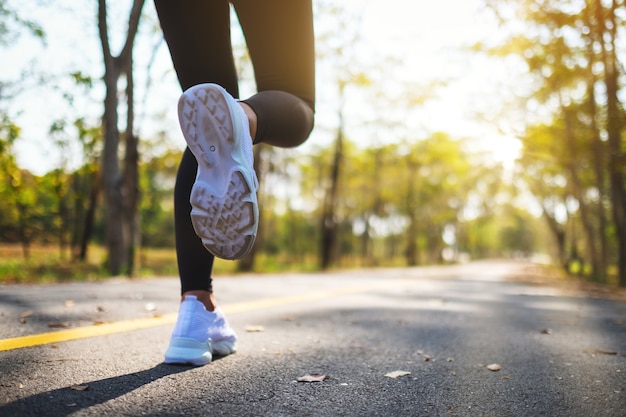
178,84,258,260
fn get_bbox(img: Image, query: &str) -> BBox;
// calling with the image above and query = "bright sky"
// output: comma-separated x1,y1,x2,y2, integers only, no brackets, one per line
1,0,525,175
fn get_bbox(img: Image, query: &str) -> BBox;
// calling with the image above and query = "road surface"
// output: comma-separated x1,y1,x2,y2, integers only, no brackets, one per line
0,261,624,416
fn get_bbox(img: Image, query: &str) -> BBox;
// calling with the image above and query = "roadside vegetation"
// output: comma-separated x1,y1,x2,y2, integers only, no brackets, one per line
1,0,625,287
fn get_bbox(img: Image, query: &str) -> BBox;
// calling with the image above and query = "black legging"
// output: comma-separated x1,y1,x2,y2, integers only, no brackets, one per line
154,0,316,293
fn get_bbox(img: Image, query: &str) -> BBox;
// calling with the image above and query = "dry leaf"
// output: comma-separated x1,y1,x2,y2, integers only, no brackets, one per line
385,371,411,379
70,385,89,391
583,348,619,355
47,322,71,328
487,364,502,372
297,373,328,382
19,310,33,323
540,328,553,334
245,325,265,332
423,355,431,362
591,349,618,355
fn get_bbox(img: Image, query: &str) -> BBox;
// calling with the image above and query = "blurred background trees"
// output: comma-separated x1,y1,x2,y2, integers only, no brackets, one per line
0,0,624,287
483,0,625,285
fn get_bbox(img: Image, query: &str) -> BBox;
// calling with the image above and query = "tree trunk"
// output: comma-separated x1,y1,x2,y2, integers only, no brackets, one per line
101,64,126,275
599,0,626,286
583,3,609,280
122,56,139,276
320,120,343,269
542,209,568,271
78,169,100,261
562,106,602,281
320,91,345,270
97,0,145,276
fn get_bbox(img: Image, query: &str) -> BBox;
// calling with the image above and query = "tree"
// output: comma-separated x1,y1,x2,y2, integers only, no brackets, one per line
596,0,626,286
314,1,370,269
97,0,145,275
483,0,625,285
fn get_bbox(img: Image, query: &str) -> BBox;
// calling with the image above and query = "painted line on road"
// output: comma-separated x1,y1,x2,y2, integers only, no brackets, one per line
0,281,391,352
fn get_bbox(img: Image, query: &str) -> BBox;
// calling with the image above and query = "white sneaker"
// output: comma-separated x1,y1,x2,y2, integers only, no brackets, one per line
178,83,259,260
164,295,237,366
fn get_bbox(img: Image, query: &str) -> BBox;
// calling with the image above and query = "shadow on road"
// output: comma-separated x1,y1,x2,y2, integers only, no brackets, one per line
0,362,192,416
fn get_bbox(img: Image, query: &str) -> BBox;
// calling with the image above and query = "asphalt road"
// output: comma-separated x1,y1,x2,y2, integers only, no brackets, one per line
0,261,624,417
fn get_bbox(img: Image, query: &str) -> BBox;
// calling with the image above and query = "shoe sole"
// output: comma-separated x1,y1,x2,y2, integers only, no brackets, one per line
212,339,237,357
178,83,258,260
164,337,213,366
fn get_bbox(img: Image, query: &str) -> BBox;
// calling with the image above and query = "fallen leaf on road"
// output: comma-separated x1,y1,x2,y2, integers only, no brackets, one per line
297,373,328,382
423,355,431,362
487,364,502,372
245,325,264,332
70,385,89,391
583,349,618,355
540,328,552,334
593,349,618,355
385,371,411,379
47,322,71,328
19,310,33,323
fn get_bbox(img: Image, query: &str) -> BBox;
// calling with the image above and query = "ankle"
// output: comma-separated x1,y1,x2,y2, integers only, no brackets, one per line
182,291,217,312
239,102,257,141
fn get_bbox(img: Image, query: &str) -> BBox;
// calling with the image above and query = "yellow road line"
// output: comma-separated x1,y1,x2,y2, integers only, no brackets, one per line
0,281,389,352
0,314,178,352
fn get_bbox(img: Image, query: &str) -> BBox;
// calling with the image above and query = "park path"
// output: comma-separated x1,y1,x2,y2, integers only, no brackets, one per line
0,261,624,416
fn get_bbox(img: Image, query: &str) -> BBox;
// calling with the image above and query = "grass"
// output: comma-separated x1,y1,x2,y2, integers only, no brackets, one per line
0,244,177,284
0,243,411,284
0,247,108,284
3,244,623,292
0,244,323,284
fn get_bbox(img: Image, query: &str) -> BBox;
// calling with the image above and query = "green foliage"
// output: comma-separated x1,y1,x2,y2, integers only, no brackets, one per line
0,124,545,282
139,148,178,248
482,0,626,284
0,0,45,45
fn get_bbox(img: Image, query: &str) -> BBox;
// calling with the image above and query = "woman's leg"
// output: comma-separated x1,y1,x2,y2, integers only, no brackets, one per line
233,0,316,147
154,0,240,305
156,0,315,295
154,0,239,94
